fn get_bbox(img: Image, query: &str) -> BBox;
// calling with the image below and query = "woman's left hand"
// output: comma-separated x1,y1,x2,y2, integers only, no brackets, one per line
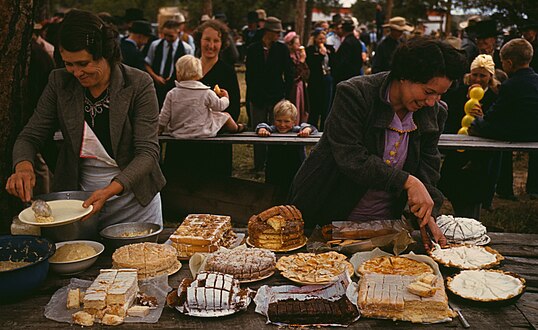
81,181,124,220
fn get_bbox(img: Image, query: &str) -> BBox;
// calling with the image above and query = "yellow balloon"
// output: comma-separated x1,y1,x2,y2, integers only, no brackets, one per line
458,127,469,135
461,114,475,128
469,86,485,100
464,99,479,115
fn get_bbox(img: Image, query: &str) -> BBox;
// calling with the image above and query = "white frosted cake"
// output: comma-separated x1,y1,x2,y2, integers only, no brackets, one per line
436,215,489,245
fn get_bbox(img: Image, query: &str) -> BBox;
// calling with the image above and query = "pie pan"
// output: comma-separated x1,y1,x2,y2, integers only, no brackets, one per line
428,244,504,270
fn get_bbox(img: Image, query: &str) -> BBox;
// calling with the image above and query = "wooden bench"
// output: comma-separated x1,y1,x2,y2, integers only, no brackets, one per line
159,133,538,151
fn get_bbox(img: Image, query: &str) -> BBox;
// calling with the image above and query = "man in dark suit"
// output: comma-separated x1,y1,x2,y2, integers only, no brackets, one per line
245,16,294,171
120,20,152,71
332,17,363,85
144,20,188,107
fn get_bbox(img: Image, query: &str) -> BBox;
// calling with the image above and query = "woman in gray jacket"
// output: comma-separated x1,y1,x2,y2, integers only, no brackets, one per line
6,10,165,228
289,37,467,249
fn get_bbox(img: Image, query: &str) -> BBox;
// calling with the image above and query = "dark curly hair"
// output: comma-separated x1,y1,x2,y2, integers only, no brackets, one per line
58,9,121,67
390,37,468,83
194,19,230,50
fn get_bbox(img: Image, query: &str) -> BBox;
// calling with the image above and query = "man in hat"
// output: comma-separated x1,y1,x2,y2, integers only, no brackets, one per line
460,15,481,64
475,19,503,69
327,14,343,51
519,18,538,71
372,16,413,73
243,11,262,50
256,9,267,29
121,20,153,71
245,16,294,171
333,17,363,85
145,20,191,107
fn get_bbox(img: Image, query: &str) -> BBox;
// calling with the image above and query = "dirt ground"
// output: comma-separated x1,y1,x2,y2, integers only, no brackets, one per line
232,70,538,234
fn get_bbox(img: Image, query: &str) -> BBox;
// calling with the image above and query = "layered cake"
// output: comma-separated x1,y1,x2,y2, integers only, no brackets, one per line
204,248,276,281
447,270,526,302
358,272,455,323
436,215,489,245
429,245,503,269
82,269,139,321
112,242,180,279
267,297,359,325
170,214,237,258
248,205,305,250
276,251,354,284
177,272,248,315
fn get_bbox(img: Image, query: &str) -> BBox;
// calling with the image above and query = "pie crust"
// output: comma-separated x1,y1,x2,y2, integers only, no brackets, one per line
357,256,434,276
446,269,526,302
276,251,354,284
428,245,504,270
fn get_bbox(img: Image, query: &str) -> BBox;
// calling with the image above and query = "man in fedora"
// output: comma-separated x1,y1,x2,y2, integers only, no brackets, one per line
121,20,153,71
372,16,413,73
460,15,481,63
475,19,503,69
246,16,294,172
333,17,363,85
519,18,538,71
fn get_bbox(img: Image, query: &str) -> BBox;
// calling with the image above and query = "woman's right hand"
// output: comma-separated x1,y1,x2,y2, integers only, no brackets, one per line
404,175,434,227
5,161,36,202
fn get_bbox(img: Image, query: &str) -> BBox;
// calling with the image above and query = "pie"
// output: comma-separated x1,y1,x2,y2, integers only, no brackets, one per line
357,256,434,276
436,215,489,245
276,251,354,284
446,269,525,302
112,242,180,279
429,245,503,269
204,248,276,281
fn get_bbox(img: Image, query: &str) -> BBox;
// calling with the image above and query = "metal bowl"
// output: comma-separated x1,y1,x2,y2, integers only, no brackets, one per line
36,191,100,242
49,240,105,275
99,222,163,251
0,235,56,302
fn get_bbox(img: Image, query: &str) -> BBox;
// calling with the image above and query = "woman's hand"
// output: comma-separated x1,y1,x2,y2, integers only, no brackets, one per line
297,127,312,137
257,128,271,137
299,48,307,63
404,175,434,227
319,44,327,55
81,180,124,220
5,161,35,202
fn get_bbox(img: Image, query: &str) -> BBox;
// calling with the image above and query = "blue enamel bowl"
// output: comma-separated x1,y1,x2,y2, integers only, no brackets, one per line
0,235,56,302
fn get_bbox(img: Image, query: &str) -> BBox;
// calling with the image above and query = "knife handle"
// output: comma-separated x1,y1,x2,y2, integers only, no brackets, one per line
456,309,470,328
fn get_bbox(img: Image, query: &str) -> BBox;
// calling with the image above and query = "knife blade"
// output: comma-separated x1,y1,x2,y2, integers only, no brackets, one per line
449,303,470,328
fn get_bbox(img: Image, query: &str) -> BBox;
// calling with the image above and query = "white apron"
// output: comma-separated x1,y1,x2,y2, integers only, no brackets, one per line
79,122,162,229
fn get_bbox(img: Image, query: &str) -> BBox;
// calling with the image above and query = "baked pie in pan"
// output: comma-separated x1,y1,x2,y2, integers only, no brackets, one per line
446,269,525,302
429,245,504,270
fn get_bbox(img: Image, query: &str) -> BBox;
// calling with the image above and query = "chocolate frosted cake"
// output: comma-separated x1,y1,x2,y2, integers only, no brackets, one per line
248,205,305,250
204,248,276,281
267,297,359,325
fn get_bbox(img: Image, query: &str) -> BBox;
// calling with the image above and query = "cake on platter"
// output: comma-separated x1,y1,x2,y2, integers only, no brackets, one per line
436,215,490,245
429,245,504,270
112,242,180,279
204,247,276,281
247,205,305,251
169,214,237,258
357,256,455,323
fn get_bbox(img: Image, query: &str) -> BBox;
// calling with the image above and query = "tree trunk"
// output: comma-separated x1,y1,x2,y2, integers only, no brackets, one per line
202,0,212,17
445,0,452,35
303,0,314,46
386,0,393,20
295,0,306,42
0,0,34,234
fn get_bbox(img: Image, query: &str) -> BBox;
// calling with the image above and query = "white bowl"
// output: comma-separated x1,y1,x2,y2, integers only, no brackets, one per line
49,240,104,275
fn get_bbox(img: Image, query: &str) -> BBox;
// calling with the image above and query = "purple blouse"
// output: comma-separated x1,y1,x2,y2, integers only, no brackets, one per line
348,91,417,221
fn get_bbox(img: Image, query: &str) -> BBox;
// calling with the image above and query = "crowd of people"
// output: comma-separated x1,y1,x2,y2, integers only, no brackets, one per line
6,6,538,242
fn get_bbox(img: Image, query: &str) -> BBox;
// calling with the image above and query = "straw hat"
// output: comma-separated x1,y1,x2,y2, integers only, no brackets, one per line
264,16,284,32
383,17,414,32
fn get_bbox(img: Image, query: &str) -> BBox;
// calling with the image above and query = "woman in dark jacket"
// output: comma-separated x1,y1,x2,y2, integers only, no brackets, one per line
289,37,467,249
306,29,335,131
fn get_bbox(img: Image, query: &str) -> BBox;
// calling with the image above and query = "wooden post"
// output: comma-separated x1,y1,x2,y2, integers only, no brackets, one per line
0,0,34,233
386,0,393,20
295,0,306,41
303,0,314,46
445,0,452,35
202,0,212,17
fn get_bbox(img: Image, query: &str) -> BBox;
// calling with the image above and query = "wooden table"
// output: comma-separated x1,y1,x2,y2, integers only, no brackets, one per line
2,229,537,329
